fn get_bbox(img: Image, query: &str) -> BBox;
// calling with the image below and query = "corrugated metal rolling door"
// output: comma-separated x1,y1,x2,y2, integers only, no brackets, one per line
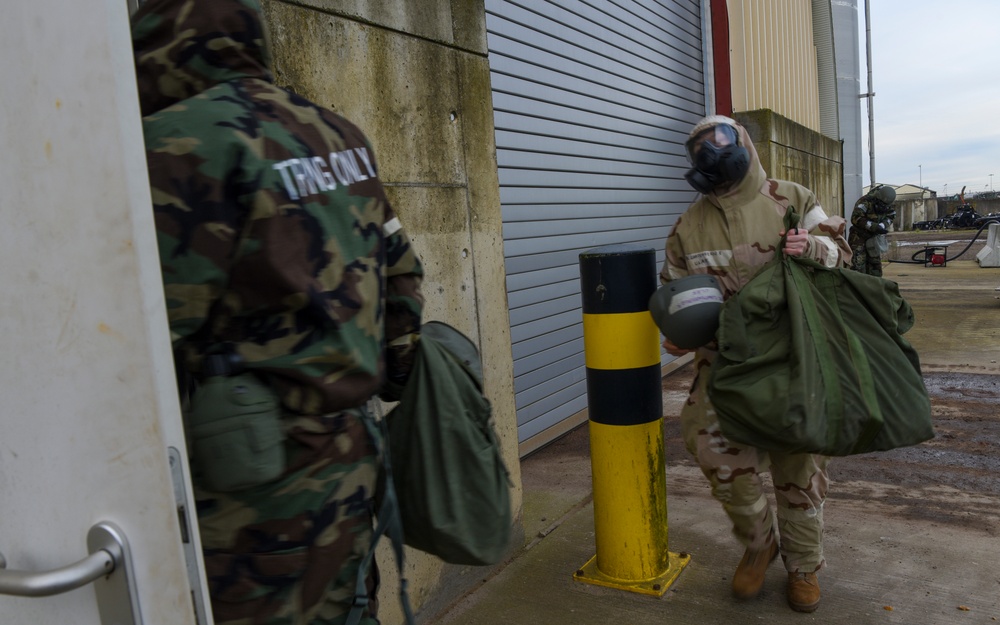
485,0,707,449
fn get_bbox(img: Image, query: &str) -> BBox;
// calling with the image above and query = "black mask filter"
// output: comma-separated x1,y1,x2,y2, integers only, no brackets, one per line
684,125,750,194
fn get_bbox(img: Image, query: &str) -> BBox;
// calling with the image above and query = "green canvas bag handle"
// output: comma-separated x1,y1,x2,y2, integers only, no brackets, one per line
346,410,416,625
782,206,884,454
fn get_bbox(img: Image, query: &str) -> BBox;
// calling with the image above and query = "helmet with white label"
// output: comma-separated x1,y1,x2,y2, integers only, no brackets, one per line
648,274,723,349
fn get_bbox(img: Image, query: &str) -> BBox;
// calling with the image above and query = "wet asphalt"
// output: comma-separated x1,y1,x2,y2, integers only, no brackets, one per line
430,244,1000,625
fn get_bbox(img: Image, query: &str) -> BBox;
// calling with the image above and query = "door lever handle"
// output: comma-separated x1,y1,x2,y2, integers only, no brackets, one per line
0,541,115,597
0,522,141,623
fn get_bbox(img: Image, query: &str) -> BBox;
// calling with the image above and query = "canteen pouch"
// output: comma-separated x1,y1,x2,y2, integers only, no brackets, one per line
187,372,285,492
866,233,888,256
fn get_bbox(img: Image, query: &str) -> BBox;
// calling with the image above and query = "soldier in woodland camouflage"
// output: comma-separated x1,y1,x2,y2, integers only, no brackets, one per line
660,116,852,614
848,185,897,276
132,1,423,623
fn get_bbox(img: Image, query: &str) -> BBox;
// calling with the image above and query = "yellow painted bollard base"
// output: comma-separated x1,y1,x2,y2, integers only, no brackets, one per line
573,551,691,596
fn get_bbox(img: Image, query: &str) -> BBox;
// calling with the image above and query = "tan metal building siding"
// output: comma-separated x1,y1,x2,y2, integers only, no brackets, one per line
727,0,821,132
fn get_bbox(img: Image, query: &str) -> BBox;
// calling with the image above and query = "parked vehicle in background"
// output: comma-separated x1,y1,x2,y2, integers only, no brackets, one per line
972,212,1000,229
912,186,985,230
913,217,948,230
914,207,999,231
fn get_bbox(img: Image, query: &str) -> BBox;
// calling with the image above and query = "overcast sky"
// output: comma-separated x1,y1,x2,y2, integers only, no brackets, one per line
859,0,1000,197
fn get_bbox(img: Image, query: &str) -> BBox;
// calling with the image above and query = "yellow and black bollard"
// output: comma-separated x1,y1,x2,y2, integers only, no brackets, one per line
573,244,690,596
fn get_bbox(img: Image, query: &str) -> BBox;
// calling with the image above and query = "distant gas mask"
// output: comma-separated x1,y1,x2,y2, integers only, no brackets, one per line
684,123,750,194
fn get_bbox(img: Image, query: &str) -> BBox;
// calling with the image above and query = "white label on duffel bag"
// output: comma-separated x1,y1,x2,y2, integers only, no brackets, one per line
668,287,724,315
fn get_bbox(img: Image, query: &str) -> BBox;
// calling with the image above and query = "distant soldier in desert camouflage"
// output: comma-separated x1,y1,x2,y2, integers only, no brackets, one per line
132,0,423,623
660,115,851,614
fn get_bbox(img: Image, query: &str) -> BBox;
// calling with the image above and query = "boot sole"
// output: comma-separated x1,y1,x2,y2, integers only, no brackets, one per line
789,599,820,613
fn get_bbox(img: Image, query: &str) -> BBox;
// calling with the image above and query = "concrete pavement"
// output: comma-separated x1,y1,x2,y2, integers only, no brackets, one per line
430,260,1000,625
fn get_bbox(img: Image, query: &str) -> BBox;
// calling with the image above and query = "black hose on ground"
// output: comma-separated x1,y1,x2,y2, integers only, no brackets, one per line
886,218,1000,265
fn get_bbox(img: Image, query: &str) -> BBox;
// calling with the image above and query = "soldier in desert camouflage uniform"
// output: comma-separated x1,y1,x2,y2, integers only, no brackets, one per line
132,1,423,623
660,116,852,613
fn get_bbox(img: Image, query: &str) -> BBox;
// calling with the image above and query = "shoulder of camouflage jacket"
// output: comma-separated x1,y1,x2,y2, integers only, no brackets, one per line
145,79,422,413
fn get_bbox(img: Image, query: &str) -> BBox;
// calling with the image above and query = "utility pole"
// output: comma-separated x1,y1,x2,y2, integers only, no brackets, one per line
861,0,876,186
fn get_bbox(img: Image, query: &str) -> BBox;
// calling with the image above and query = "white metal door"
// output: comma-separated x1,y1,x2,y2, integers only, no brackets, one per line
0,0,209,623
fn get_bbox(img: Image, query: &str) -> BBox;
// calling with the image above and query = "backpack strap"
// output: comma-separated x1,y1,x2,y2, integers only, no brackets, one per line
346,405,416,625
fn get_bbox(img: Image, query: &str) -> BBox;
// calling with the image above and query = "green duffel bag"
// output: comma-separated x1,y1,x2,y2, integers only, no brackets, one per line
380,321,512,566
708,214,934,456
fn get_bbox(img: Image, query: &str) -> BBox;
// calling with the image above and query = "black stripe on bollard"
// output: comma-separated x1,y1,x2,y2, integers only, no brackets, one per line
580,244,658,315
585,365,663,426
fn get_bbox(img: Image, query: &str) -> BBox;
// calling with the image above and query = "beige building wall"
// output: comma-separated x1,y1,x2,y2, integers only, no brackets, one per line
259,1,522,622
728,0,821,133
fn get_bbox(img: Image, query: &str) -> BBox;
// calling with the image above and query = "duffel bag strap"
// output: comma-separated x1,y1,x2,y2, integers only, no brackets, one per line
346,405,416,625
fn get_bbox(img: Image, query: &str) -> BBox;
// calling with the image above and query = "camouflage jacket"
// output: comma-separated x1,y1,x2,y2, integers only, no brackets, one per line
132,0,423,415
661,122,851,300
848,195,894,248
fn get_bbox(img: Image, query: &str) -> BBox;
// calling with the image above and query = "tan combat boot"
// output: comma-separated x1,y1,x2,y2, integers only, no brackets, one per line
731,534,779,599
787,571,821,612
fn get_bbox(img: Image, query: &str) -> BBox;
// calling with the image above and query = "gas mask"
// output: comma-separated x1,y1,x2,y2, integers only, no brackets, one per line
684,123,750,194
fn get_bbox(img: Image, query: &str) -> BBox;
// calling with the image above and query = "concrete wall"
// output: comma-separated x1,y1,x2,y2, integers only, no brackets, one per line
258,1,522,622
735,109,844,218
894,195,938,230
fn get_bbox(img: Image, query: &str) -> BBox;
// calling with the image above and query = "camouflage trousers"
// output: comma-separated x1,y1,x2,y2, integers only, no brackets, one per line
193,409,381,625
681,356,830,573
850,243,884,276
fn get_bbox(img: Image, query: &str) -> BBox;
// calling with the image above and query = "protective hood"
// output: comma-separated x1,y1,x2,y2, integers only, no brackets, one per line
687,116,767,209
131,0,273,116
